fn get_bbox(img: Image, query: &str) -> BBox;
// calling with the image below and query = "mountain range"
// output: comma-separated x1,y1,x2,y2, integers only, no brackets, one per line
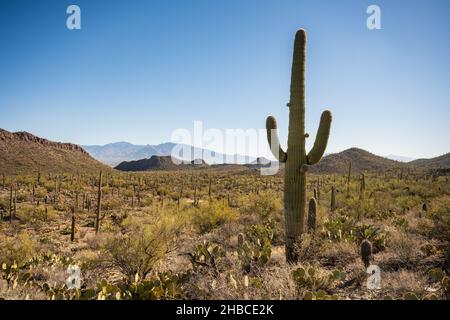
83,142,255,166
1,129,449,175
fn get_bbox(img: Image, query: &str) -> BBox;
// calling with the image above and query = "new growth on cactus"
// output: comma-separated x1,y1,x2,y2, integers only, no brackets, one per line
266,29,332,262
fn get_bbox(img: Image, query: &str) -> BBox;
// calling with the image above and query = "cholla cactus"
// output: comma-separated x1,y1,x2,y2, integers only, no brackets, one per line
265,29,332,262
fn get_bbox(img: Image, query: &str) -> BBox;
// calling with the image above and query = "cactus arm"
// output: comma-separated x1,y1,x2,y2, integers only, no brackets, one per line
306,110,332,165
266,116,287,162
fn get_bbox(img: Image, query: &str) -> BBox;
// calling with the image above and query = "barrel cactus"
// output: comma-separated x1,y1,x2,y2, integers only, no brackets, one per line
266,29,332,262
361,239,372,268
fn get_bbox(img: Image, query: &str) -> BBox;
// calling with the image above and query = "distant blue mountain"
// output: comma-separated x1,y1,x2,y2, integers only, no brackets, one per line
82,142,255,166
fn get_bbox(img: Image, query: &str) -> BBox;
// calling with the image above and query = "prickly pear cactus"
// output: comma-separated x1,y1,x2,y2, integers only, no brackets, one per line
266,29,332,262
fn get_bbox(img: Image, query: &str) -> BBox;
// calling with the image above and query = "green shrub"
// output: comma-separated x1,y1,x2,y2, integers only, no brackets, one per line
191,202,238,234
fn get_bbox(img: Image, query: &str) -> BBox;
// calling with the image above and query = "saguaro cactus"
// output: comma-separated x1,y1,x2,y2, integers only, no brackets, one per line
361,239,372,268
359,173,365,200
331,186,336,212
9,184,13,223
266,29,332,262
71,207,76,242
346,161,352,198
307,198,317,232
95,170,102,233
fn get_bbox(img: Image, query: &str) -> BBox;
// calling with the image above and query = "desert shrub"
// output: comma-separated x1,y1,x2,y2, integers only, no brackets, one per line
294,233,324,262
395,195,422,212
427,198,450,242
191,202,238,234
102,198,121,211
389,233,424,267
17,204,57,224
241,191,281,221
103,215,182,282
34,187,48,200
0,232,38,266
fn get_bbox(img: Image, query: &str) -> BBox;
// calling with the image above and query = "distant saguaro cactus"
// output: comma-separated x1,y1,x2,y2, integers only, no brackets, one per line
307,198,317,231
71,207,76,242
265,29,332,262
9,184,13,223
360,173,366,200
346,161,352,198
331,186,336,212
13,186,17,220
237,233,245,248
95,170,102,233
361,239,372,268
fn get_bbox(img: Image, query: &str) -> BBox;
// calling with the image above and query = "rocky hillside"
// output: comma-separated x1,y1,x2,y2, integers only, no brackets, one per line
310,148,404,174
0,129,108,175
115,155,208,171
409,152,450,169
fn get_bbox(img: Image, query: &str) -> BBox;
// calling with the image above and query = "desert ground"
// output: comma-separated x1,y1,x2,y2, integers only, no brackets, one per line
0,167,448,300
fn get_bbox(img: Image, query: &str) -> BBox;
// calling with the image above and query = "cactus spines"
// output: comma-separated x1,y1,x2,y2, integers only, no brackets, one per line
307,198,317,232
95,170,102,233
361,239,372,268
265,29,332,263
331,186,336,212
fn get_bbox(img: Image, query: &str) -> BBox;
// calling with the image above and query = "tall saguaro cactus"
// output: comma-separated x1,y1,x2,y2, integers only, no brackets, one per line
266,29,332,262
95,170,102,234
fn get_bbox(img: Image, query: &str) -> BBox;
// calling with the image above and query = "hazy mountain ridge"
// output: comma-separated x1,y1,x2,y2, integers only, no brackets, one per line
83,142,256,166
385,154,417,162
409,152,450,169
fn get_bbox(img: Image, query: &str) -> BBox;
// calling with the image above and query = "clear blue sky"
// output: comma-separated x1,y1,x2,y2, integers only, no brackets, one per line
1,0,449,159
